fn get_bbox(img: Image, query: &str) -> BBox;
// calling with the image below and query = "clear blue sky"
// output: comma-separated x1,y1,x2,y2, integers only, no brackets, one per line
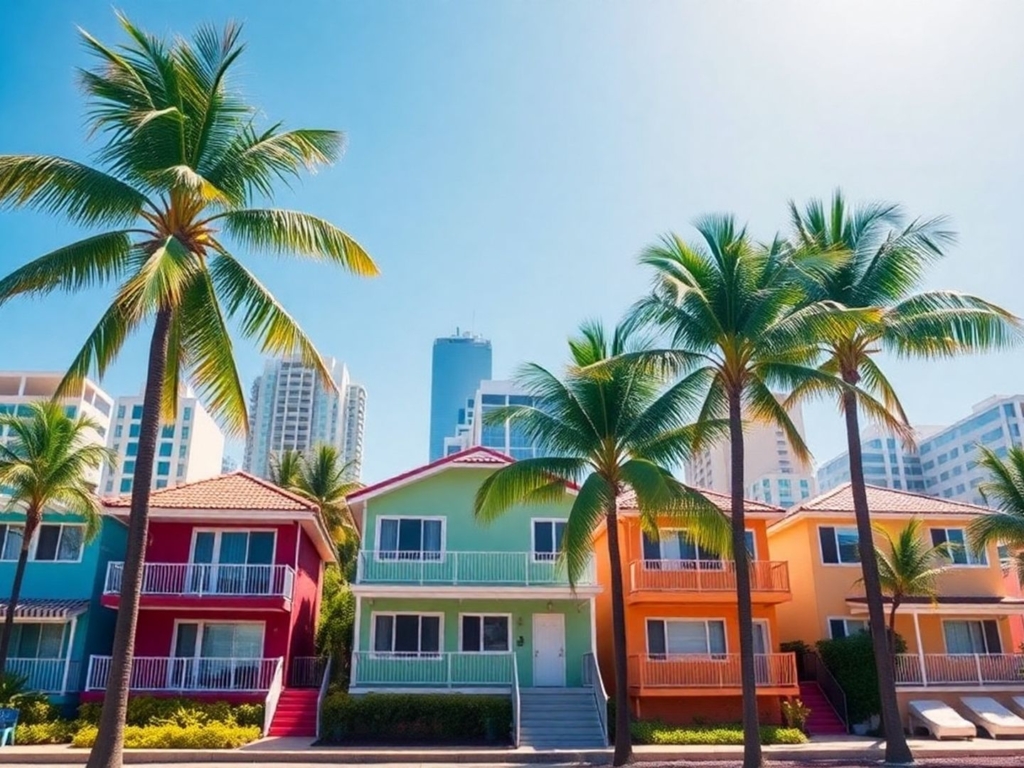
2,1,1023,483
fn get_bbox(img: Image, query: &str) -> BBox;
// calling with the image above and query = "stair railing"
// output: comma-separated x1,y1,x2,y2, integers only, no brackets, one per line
582,652,609,745
511,652,521,747
803,651,849,733
262,657,285,736
315,656,333,740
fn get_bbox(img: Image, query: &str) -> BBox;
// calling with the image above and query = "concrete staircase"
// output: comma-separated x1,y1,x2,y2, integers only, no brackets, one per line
799,682,847,736
268,688,319,737
518,688,606,749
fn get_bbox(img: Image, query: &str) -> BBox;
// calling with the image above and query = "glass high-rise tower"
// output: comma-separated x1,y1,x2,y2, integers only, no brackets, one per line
429,332,492,461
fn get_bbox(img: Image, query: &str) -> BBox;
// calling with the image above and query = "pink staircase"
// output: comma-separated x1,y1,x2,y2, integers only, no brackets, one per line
268,688,319,737
798,682,847,736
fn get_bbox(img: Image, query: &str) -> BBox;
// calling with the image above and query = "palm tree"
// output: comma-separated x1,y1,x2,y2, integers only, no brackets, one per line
969,446,1024,582
269,449,304,490
788,191,1019,763
0,17,377,768
0,401,115,672
474,318,730,766
631,216,850,768
291,445,361,543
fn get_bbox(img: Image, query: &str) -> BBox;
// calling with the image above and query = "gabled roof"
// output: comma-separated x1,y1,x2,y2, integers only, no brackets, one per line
347,447,515,503
617,487,784,517
103,471,317,512
783,482,989,518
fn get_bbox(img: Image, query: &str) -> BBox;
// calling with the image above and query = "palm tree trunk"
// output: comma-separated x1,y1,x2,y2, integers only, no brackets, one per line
729,391,761,768
842,386,913,764
605,498,632,766
889,601,900,666
86,308,171,768
0,509,41,673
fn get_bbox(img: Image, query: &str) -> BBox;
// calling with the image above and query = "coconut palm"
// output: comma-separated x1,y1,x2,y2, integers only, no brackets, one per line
268,449,304,490
0,17,377,768
474,318,730,766
630,216,854,768
787,191,1019,763
0,401,115,672
969,446,1024,581
290,445,361,543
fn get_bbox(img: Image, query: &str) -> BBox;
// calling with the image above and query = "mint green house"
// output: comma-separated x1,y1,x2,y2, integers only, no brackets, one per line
347,448,607,748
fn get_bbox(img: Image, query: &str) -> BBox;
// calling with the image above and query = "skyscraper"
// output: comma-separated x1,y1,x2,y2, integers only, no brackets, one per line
428,332,492,461
243,356,367,480
816,425,936,494
443,380,543,459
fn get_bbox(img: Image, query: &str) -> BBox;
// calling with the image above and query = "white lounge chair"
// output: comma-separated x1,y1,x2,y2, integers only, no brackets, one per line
960,697,1024,738
1008,696,1024,719
908,700,976,740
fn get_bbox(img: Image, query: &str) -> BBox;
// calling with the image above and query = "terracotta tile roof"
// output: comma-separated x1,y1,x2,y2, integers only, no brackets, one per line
786,483,989,517
103,472,317,512
617,487,783,515
348,447,513,502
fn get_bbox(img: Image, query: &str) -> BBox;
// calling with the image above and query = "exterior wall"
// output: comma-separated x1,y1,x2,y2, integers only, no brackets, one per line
142,520,299,566
638,695,784,726
287,525,324,665
355,596,592,687
132,609,292,659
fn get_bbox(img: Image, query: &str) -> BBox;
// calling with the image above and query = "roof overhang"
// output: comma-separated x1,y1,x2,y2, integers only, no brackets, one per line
351,585,601,599
846,598,1024,616
768,510,983,535
0,599,90,621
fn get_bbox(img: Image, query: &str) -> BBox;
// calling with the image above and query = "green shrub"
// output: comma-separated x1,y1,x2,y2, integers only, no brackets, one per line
71,723,261,749
781,698,811,732
630,720,807,745
15,697,61,725
816,632,906,724
233,703,264,728
320,693,511,744
78,697,263,729
12,720,84,745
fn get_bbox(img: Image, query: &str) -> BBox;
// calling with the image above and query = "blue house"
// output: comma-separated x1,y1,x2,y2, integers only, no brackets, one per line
0,504,126,712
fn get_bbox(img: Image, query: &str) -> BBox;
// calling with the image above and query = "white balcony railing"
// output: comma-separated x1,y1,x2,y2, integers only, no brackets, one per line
104,562,295,599
357,551,595,586
85,655,281,692
629,559,790,593
894,653,1024,686
351,651,515,687
7,658,79,694
627,653,798,689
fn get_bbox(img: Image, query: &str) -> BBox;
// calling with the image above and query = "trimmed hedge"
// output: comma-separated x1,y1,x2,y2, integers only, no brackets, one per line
12,720,83,745
320,693,512,744
631,720,807,745
77,697,263,729
71,723,261,749
817,632,906,724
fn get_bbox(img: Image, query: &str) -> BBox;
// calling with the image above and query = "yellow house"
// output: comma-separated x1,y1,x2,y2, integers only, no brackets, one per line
768,483,1024,719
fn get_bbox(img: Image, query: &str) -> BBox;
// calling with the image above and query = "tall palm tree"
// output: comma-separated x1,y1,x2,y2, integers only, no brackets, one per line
291,444,361,543
631,216,851,768
0,17,377,768
788,191,1019,763
969,446,1024,582
0,401,115,672
268,449,304,490
474,318,730,766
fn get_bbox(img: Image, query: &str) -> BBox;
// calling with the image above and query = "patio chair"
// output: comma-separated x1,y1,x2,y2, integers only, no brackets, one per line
960,697,1024,738
907,700,975,740
0,707,18,747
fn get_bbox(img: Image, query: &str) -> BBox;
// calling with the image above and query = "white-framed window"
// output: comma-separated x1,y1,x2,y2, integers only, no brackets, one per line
171,620,266,690
943,619,1001,654
372,613,442,655
641,529,755,563
9,623,66,659
0,523,84,563
931,528,987,566
646,618,727,658
818,526,860,564
189,529,276,595
532,519,566,562
828,617,868,639
377,517,444,561
460,614,511,653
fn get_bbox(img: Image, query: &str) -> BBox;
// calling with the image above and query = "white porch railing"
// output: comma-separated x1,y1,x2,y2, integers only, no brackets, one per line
7,658,79,694
627,653,798,689
86,656,281,692
357,551,595,587
351,651,515,687
105,562,295,599
582,652,609,745
263,658,285,735
894,653,1024,686
629,559,790,593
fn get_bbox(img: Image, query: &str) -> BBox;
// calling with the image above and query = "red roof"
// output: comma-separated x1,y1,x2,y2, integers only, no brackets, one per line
617,487,783,515
347,447,514,502
103,472,317,512
786,482,989,517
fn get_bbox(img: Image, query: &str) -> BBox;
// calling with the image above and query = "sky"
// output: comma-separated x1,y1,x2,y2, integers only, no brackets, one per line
2,1,1024,484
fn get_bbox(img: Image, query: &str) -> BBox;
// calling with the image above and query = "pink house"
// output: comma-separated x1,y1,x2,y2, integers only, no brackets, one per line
83,473,335,736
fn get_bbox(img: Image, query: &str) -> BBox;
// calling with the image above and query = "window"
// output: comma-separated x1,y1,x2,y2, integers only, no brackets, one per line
931,528,987,565
533,520,566,561
162,425,175,438
124,460,136,475
0,525,23,561
9,623,65,659
183,407,193,421
117,405,126,419
943,620,1001,654
829,618,868,639
1005,404,1017,418
378,518,443,560
373,614,441,655
190,530,275,594
641,529,745,563
114,425,123,438
120,478,132,493
159,443,173,457
819,526,860,564
131,405,143,419
126,443,138,457
460,615,510,652
647,619,726,657
129,424,140,438
1,524,82,562
157,461,170,476
156,479,168,489
981,427,1005,444
181,427,190,439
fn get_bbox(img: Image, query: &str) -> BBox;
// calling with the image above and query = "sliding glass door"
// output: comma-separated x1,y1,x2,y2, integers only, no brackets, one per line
189,531,275,595
170,622,265,690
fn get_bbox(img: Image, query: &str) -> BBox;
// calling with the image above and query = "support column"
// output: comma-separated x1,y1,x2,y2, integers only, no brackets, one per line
912,612,926,686
60,616,78,696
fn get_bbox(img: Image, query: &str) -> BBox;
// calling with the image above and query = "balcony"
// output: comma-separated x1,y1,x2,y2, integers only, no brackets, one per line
627,559,790,604
101,562,295,611
86,655,281,692
894,653,1024,687
356,551,596,590
627,653,798,695
351,651,514,688
7,658,80,694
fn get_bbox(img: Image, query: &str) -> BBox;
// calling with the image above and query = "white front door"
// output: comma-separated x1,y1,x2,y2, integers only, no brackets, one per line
532,613,565,687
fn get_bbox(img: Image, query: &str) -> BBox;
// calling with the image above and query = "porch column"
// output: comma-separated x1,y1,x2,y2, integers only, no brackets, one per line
352,595,362,685
912,611,926,686
60,616,78,696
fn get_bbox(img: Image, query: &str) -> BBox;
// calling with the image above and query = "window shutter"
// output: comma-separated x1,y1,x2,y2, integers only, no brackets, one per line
819,527,838,564
647,620,666,656
983,620,1002,653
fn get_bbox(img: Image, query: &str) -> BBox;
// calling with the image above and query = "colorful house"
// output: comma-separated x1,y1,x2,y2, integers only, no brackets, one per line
768,484,1024,723
85,473,336,736
593,489,799,725
347,448,608,749
0,504,126,713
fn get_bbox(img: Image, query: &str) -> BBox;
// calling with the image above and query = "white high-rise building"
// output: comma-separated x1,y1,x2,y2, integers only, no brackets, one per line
101,387,224,495
816,425,939,494
0,372,114,488
243,356,366,480
443,380,543,460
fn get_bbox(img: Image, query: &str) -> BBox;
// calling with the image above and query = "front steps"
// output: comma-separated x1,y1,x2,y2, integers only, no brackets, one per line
268,688,319,737
518,688,606,749
799,682,848,736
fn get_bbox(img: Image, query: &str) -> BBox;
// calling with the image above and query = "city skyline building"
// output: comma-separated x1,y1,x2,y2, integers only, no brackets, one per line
429,331,492,461
443,379,542,460
816,425,938,495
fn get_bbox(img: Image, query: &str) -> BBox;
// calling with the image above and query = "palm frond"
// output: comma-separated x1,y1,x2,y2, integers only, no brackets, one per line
561,473,613,587
474,458,587,524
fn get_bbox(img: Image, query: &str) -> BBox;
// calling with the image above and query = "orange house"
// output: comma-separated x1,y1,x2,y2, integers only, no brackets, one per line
593,490,798,725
